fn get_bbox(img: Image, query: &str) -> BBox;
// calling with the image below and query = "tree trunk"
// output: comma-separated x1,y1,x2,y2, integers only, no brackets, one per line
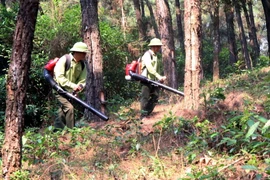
80,0,106,121
184,0,202,110
133,0,147,40
145,0,160,38
261,0,270,58
241,0,254,67
2,0,39,179
212,0,220,81
140,0,147,38
224,0,238,65
140,0,145,18
1,0,6,7
120,0,127,39
233,0,252,69
156,0,177,89
247,0,260,66
175,0,185,55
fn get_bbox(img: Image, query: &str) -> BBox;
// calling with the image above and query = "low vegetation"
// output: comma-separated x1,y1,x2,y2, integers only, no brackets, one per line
0,66,269,180
0,2,269,179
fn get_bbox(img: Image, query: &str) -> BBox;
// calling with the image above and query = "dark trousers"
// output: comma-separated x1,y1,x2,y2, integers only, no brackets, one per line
54,94,74,129
140,83,159,117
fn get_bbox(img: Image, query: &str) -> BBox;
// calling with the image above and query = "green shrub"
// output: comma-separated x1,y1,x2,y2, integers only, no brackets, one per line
0,4,18,58
217,112,270,155
100,21,140,100
0,76,6,127
10,169,30,180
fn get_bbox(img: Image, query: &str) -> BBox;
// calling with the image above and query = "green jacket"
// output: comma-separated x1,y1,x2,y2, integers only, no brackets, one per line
54,53,86,92
141,49,162,81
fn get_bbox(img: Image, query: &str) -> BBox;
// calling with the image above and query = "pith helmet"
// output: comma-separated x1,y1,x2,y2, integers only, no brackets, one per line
70,42,89,53
148,38,163,46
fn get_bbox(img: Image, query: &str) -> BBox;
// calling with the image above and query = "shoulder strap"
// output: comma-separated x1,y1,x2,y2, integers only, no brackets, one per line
80,60,85,70
64,54,85,71
141,50,154,74
65,54,86,72
148,50,153,60
64,54,71,71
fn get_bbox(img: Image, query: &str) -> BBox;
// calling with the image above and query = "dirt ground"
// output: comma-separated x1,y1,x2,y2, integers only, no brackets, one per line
88,86,268,137
33,67,270,179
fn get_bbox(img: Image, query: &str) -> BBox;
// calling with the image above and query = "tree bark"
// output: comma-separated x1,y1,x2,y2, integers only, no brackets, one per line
261,0,270,58
145,0,160,38
224,0,238,65
80,0,106,121
241,0,255,67
175,0,185,55
233,0,252,69
246,0,260,66
184,0,202,110
2,0,39,179
140,0,145,18
1,0,6,7
212,0,220,81
120,0,127,39
133,0,147,40
156,0,177,89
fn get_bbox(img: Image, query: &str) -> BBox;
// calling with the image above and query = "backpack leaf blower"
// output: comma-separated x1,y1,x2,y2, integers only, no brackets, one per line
125,62,184,96
43,69,109,121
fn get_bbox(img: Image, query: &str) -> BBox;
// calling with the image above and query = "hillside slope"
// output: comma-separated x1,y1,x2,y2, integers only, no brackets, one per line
19,67,270,179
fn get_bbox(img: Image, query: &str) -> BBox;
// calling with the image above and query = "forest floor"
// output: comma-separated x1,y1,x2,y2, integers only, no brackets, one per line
19,67,270,179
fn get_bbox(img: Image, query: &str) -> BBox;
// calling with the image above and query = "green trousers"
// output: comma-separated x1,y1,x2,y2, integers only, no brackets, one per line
54,94,74,129
140,83,159,117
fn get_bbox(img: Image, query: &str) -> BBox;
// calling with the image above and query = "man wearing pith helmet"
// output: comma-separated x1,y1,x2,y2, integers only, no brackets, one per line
140,38,166,119
54,42,89,130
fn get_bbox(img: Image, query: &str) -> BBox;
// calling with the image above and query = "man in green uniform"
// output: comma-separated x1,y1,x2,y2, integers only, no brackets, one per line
140,38,166,119
54,42,88,129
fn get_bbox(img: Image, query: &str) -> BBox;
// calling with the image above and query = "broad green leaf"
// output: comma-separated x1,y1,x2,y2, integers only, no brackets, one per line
246,122,260,138
247,119,257,127
226,138,237,146
23,144,34,149
230,115,243,121
242,165,258,170
217,138,236,146
262,120,270,134
210,132,219,139
22,136,28,145
255,115,268,123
